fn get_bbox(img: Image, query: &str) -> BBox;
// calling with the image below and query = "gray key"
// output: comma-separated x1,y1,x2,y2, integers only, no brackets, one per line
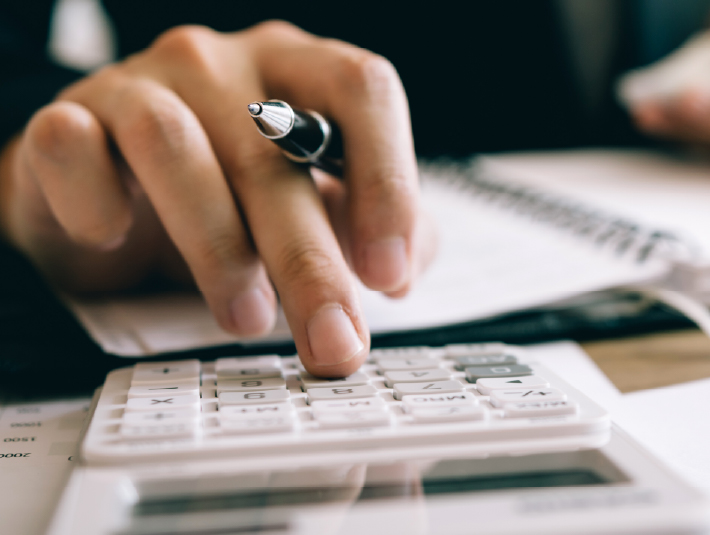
392,380,464,401
465,364,532,383
307,385,378,404
300,371,369,390
216,367,283,380
444,343,508,358
454,354,518,370
378,358,438,372
219,389,290,406
371,347,430,361
217,377,286,394
384,368,451,387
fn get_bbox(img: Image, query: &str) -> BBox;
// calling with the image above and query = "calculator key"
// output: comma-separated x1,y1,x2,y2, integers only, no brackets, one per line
220,415,294,434
310,397,387,413
307,385,379,404
503,400,578,418
378,358,439,372
122,410,200,425
476,375,549,395
410,405,487,423
215,356,282,373
444,343,508,358
392,380,464,401
120,421,199,440
401,391,478,412
314,411,391,429
370,347,430,360
454,354,517,370
125,394,201,412
384,368,452,387
127,383,200,398
489,388,566,408
219,390,290,406
216,377,287,393
299,371,370,390
464,364,533,383
131,360,201,385
219,403,294,419
216,367,283,380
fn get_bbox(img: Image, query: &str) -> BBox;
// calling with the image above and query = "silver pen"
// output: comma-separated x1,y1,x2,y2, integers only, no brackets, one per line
247,100,343,178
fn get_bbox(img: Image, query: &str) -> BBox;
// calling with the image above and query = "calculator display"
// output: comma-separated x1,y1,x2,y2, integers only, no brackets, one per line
133,469,609,516
129,449,627,526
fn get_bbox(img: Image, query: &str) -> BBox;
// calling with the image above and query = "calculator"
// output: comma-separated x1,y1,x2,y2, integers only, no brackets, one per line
49,342,710,535
82,343,610,464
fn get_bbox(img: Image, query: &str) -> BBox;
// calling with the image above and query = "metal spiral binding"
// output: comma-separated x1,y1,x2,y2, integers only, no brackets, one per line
421,158,693,264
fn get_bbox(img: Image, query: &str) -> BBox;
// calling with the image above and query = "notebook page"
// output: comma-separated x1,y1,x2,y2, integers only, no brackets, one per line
66,159,669,356
479,149,710,260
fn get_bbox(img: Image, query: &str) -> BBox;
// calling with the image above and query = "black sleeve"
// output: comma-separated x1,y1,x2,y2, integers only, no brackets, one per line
0,2,84,148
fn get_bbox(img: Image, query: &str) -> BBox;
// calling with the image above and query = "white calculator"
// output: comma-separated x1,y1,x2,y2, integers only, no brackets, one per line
48,343,710,535
82,343,610,464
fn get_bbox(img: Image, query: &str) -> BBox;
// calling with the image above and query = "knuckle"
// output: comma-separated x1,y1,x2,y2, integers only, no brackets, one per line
151,25,222,77
153,24,216,53
27,102,93,163
332,51,401,99
357,170,416,231
360,168,414,207
196,231,254,276
276,239,340,291
119,84,194,158
229,142,291,186
248,19,306,41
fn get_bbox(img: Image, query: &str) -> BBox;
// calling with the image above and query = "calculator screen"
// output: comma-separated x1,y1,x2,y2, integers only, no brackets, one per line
130,450,628,523
134,469,607,516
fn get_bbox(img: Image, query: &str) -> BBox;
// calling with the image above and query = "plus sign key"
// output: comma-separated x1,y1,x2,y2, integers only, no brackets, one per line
131,360,201,386
488,388,566,408
122,410,200,424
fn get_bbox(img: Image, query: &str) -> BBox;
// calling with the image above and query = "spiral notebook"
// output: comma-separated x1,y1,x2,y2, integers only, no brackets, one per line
66,149,710,356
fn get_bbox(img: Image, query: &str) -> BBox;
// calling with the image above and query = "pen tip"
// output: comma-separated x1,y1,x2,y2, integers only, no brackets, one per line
247,102,263,117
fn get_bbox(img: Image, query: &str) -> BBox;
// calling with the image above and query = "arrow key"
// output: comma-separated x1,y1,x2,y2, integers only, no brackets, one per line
476,375,549,395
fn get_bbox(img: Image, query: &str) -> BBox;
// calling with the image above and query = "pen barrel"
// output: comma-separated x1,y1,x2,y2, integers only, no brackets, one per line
274,109,343,162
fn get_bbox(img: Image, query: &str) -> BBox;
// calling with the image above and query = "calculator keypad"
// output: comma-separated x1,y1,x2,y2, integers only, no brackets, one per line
82,343,610,464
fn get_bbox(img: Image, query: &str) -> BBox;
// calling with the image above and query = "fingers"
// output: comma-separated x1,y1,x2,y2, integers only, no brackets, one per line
247,22,420,294
22,101,132,249
151,28,369,374
62,75,277,337
231,153,369,376
632,88,710,144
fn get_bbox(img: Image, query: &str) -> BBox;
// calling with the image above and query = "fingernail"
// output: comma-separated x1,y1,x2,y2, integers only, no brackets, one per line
230,288,275,336
307,304,364,366
363,237,408,289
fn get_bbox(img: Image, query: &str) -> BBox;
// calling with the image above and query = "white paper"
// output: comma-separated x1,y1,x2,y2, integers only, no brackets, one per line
0,396,92,535
613,378,710,496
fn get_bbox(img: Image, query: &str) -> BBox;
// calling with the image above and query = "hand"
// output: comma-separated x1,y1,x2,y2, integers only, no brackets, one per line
0,21,435,376
631,88,710,146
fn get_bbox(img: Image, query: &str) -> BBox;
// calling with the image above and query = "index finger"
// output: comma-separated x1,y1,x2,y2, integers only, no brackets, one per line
247,22,420,294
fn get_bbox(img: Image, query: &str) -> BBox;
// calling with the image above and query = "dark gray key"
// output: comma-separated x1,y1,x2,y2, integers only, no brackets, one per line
465,364,532,383
454,354,517,370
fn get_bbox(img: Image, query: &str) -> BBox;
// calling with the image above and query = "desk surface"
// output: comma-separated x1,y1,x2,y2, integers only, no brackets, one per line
582,329,710,393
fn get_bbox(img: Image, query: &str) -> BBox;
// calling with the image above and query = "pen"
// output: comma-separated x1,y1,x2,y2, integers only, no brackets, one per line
247,100,343,178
